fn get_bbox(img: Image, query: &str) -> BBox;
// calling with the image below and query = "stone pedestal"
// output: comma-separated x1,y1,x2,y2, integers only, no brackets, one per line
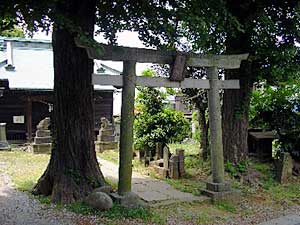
32,117,52,154
0,123,10,150
202,182,240,203
95,117,118,152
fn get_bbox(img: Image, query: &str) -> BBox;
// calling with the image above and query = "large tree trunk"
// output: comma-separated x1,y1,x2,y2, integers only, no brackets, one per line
222,61,252,164
33,0,106,203
222,0,257,164
197,108,209,160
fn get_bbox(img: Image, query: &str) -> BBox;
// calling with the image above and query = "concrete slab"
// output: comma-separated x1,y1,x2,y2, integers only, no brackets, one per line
98,157,208,206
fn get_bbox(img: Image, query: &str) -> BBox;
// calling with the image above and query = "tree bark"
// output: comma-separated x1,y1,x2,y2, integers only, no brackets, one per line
33,0,106,203
197,108,209,160
222,0,257,164
222,62,252,164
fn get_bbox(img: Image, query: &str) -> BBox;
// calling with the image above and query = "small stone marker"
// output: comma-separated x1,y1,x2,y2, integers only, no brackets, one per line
176,149,185,177
169,155,179,179
95,117,118,152
0,123,9,150
32,117,52,154
163,146,170,171
276,152,293,184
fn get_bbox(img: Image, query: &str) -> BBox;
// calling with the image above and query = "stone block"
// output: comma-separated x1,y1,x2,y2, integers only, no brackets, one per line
176,149,185,177
0,141,10,150
95,141,118,152
169,155,179,179
99,129,114,136
206,182,231,192
36,130,51,137
163,146,170,170
201,188,241,203
34,136,52,144
275,152,293,184
99,134,115,142
33,143,52,154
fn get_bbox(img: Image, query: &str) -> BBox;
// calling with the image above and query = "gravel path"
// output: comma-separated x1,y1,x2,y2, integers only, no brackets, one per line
0,163,81,225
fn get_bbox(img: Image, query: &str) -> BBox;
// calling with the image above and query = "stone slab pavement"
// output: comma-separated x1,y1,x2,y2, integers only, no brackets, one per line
258,215,300,225
98,157,208,206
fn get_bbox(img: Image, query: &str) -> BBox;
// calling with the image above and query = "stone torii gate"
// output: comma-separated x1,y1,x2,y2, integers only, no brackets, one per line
77,40,248,202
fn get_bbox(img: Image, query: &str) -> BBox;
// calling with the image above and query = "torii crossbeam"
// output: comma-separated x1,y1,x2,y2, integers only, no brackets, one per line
76,39,248,202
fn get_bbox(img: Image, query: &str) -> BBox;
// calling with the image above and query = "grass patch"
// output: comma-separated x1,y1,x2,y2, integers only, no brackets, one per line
165,177,204,196
0,150,49,191
169,143,199,155
214,201,237,213
68,201,162,223
98,150,119,164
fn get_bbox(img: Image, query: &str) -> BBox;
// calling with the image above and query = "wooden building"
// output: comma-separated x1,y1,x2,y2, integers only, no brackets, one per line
0,37,118,142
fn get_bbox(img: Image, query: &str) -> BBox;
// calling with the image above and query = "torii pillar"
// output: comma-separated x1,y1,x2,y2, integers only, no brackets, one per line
76,39,248,204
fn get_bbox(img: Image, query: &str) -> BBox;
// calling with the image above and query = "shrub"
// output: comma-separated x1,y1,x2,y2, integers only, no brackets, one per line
134,73,190,151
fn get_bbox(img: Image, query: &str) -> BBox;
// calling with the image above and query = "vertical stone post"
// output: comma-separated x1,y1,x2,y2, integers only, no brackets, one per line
0,123,9,150
207,67,224,184
118,61,136,195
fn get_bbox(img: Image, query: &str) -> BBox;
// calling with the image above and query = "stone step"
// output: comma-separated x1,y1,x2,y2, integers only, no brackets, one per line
99,129,114,136
98,135,115,142
34,137,52,144
32,143,52,154
35,130,51,137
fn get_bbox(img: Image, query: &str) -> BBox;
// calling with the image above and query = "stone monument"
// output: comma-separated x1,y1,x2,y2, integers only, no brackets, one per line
0,123,10,150
95,117,118,152
32,117,52,154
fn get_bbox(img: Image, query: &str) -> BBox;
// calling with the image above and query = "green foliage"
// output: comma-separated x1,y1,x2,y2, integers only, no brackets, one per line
135,75,190,151
250,80,300,158
68,202,156,222
225,160,249,178
0,25,24,37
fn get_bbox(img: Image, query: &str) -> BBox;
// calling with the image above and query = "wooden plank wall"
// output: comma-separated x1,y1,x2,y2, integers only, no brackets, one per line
0,89,114,141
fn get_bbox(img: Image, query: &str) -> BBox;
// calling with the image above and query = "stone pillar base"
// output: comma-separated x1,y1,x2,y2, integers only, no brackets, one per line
0,141,10,150
201,181,240,203
32,143,52,154
95,141,118,152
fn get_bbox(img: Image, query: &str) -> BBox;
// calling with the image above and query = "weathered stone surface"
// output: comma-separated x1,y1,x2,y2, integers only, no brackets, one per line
99,134,115,142
84,192,113,210
93,185,113,194
33,118,52,154
95,141,118,152
34,137,52,144
201,188,241,203
36,130,51,137
163,146,170,170
110,192,147,209
276,152,293,184
176,149,185,177
206,182,231,192
32,143,52,154
36,117,50,130
169,155,179,179
0,123,9,150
